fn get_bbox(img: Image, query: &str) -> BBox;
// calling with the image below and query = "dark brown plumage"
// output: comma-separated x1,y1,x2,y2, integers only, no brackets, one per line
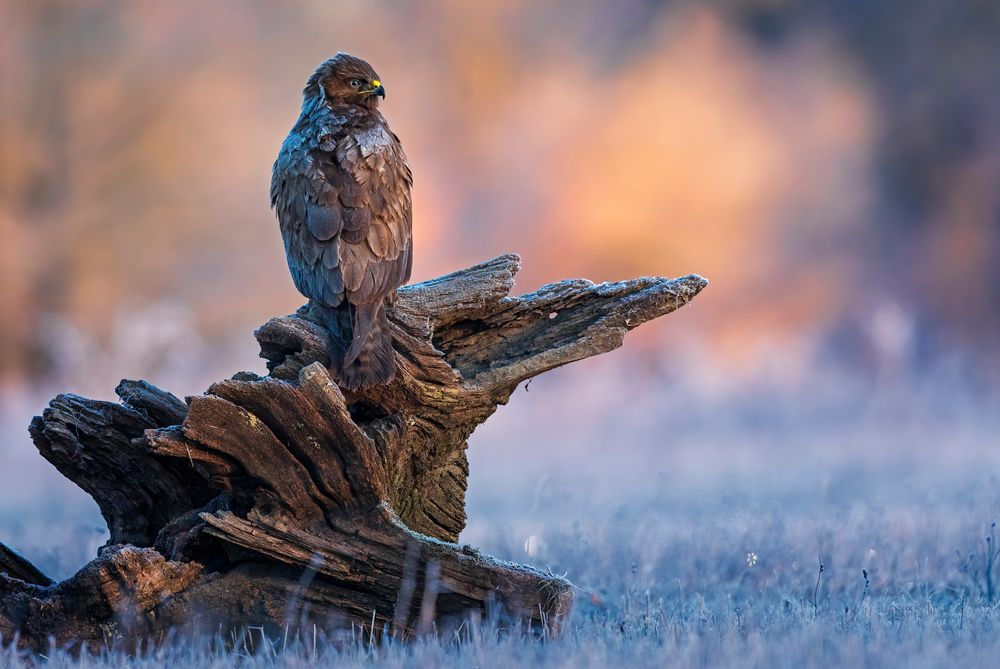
271,53,413,389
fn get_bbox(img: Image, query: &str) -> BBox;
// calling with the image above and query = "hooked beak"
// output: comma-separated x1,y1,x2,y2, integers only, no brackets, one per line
371,80,386,99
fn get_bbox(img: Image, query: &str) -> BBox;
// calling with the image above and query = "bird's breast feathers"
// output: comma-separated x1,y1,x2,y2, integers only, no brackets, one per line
354,124,394,158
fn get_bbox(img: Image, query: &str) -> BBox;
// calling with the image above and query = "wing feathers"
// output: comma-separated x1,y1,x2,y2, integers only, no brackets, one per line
367,219,391,257
306,199,342,241
300,230,322,266
322,241,341,269
342,208,372,243
272,103,413,344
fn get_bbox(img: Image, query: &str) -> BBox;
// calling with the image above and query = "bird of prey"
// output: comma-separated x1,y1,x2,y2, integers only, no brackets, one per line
271,53,413,389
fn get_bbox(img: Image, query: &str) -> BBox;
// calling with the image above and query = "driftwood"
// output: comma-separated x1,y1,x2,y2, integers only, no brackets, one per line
0,254,706,651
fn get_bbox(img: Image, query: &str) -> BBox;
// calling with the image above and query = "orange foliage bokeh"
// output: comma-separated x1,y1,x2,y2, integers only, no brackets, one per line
1,0,997,392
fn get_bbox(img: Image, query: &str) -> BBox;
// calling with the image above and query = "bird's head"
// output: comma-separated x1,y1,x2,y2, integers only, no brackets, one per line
305,53,385,109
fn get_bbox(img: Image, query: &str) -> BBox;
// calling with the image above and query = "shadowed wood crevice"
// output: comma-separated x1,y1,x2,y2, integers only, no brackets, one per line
2,254,706,652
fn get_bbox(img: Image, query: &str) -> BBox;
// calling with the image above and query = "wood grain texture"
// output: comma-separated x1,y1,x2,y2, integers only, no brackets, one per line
2,255,706,651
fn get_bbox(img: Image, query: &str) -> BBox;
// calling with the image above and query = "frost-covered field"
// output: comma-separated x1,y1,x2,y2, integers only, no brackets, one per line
2,358,1000,668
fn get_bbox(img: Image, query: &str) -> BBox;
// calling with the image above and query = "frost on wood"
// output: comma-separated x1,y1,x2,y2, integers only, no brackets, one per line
0,254,707,651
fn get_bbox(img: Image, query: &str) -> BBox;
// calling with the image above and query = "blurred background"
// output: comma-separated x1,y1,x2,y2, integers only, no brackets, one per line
1,0,999,583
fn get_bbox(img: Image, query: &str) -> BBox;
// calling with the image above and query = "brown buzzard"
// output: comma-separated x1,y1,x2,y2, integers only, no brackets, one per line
271,53,413,389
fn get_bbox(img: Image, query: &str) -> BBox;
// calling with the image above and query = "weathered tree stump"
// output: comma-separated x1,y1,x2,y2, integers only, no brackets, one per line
0,254,706,651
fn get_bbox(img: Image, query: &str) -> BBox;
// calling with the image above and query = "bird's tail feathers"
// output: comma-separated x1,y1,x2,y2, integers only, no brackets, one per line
312,300,396,390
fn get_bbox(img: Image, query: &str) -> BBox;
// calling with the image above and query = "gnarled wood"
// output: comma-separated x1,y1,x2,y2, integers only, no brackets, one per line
0,543,52,587
0,545,201,650
28,382,204,547
258,254,707,541
2,255,706,651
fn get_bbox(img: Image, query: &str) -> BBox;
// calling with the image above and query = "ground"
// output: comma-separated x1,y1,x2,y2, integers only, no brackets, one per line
1,357,999,668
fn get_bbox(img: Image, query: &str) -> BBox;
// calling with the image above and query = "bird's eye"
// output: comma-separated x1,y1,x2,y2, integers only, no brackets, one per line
350,79,362,88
